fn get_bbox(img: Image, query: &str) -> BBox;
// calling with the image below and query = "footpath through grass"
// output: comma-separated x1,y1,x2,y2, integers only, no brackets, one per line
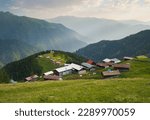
0,78,150,103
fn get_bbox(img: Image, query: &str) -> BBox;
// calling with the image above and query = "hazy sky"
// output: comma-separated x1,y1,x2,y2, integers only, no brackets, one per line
0,0,150,21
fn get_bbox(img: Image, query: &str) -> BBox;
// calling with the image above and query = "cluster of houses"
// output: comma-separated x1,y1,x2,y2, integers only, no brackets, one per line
25,56,133,82
99,57,132,78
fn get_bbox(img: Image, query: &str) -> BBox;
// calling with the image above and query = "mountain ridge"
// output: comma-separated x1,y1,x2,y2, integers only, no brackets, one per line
0,12,87,66
50,16,150,43
76,30,150,61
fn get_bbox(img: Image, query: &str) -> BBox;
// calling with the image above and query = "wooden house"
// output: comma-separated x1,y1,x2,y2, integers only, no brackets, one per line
43,71,54,76
101,70,121,78
25,75,39,82
96,63,109,68
87,59,96,65
44,75,61,81
103,58,111,63
54,65,73,76
103,58,121,64
54,63,83,76
110,58,121,64
113,64,130,71
70,63,84,72
81,62,95,71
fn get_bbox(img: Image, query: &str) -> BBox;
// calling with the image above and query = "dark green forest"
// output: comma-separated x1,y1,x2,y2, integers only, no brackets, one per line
76,30,150,61
0,50,86,83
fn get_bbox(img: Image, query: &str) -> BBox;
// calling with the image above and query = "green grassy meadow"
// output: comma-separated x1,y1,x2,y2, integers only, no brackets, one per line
0,78,150,103
0,56,150,103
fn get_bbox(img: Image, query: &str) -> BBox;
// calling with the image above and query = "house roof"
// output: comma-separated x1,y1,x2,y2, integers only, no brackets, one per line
103,58,111,63
106,62,114,66
55,63,83,73
25,75,38,81
102,70,121,77
81,62,94,69
97,63,109,67
87,59,95,65
110,58,121,63
43,71,54,76
55,65,72,73
124,56,133,60
44,75,60,80
70,63,83,71
103,58,121,63
113,64,130,69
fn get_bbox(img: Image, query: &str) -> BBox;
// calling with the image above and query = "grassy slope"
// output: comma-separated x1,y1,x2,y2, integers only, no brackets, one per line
1,50,86,82
0,57,150,103
0,78,149,103
121,57,150,78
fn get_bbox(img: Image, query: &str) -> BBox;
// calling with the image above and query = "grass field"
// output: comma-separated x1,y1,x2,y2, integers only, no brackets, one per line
0,78,150,103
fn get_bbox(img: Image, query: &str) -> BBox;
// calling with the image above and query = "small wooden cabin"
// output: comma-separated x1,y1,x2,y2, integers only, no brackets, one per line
113,64,130,71
25,75,39,82
101,70,121,78
44,75,61,81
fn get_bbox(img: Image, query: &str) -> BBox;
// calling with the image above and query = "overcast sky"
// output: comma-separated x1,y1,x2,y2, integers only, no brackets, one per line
0,0,150,21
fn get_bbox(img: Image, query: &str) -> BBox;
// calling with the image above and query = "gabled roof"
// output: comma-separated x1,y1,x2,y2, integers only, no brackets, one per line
103,58,111,63
87,59,95,65
55,65,72,73
55,63,83,73
97,63,109,67
102,70,121,77
124,56,133,60
25,75,39,81
70,63,83,71
103,58,121,63
110,58,121,63
81,62,94,69
43,71,54,76
113,64,130,69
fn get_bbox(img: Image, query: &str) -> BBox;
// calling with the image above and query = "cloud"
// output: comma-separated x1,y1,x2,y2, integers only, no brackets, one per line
0,0,149,21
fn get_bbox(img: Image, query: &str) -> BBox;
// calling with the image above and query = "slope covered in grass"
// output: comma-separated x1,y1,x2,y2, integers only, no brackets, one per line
0,50,86,82
121,57,150,78
0,78,149,103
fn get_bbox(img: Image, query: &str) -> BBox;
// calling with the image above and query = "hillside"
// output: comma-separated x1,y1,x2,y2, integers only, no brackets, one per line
0,55,150,102
76,30,150,61
0,12,86,66
0,78,149,102
50,16,150,43
0,50,86,82
0,39,39,65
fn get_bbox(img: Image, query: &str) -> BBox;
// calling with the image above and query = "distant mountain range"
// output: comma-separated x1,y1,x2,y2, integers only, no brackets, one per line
50,16,150,43
76,30,150,61
0,12,86,66
119,20,150,26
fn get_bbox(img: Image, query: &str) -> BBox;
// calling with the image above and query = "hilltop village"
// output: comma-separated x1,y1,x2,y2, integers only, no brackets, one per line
25,51,133,82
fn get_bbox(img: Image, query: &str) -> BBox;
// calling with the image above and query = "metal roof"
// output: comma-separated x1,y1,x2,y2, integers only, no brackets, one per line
81,62,94,68
124,56,133,60
43,71,54,76
111,58,121,63
55,63,83,73
55,65,72,73
103,58,121,63
70,63,83,71
103,58,111,63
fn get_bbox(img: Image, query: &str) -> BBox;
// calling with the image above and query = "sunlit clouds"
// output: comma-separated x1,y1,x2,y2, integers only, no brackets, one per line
0,0,150,21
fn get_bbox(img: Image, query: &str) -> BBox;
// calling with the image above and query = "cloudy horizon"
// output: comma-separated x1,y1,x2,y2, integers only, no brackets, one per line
0,0,150,21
